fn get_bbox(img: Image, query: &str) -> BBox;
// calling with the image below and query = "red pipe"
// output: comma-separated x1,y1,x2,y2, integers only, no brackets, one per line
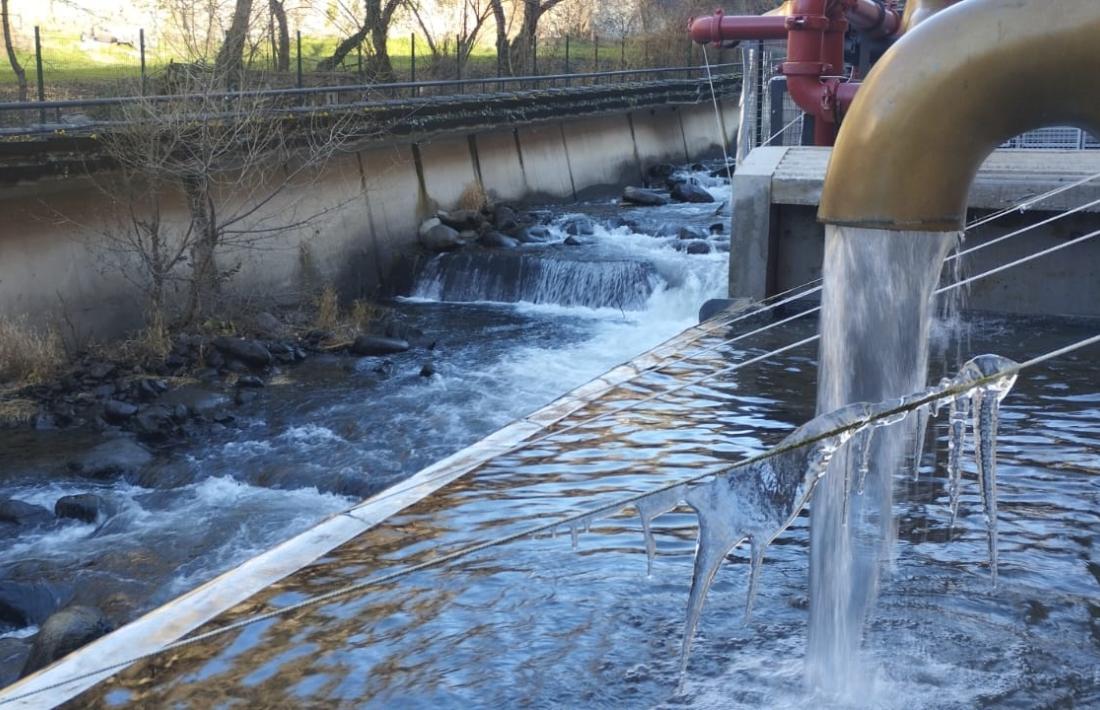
846,0,902,38
689,11,790,43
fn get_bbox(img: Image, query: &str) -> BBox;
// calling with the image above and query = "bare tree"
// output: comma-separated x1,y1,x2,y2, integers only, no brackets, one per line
317,0,403,79
91,72,360,324
406,0,494,74
488,0,570,76
1,0,27,101
269,0,290,72
214,0,255,83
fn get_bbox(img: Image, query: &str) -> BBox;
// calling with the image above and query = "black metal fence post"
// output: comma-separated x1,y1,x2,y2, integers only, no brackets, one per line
565,35,570,85
33,26,44,124
139,29,147,95
620,36,625,75
593,35,599,83
296,30,303,88
411,33,417,96
456,34,462,84
531,33,537,80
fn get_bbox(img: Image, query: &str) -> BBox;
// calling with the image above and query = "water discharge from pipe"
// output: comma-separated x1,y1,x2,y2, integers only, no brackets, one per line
807,225,956,695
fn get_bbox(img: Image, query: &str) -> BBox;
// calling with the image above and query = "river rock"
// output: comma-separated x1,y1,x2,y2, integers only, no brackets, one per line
622,186,669,206
0,498,53,528
350,335,409,356
709,222,726,234
678,226,708,240
479,231,519,248
86,362,116,381
492,205,519,232
670,181,715,203
0,638,29,689
436,209,483,232
418,218,465,252
76,437,154,480
54,494,111,524
102,400,138,423
515,225,551,244
212,337,272,368
562,216,595,236
682,240,712,255
132,405,175,441
251,311,285,339
419,361,437,378
20,606,114,678
646,163,677,185
563,235,583,246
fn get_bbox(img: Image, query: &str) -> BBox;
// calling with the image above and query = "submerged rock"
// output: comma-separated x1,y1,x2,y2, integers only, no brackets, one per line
75,437,154,480
671,181,715,204
479,231,519,249
20,606,114,678
677,226,707,240
436,209,483,232
563,235,583,246
492,204,519,232
101,400,138,423
419,361,437,378
622,186,669,207
351,335,410,357
562,216,595,236
0,498,53,528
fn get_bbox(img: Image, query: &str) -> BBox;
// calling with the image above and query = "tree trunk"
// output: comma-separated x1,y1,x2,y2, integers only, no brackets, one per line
489,0,508,75
368,21,394,80
269,0,290,73
214,0,254,86
183,175,220,323
1,0,27,101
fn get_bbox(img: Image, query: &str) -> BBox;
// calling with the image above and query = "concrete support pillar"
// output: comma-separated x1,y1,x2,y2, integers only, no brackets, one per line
729,147,789,300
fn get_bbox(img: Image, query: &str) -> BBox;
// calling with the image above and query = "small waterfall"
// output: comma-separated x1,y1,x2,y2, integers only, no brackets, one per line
808,225,956,695
411,251,660,310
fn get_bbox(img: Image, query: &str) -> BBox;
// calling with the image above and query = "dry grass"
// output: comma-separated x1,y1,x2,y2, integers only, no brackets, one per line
310,287,389,347
314,287,341,331
92,313,173,367
456,182,489,212
0,316,65,386
0,398,38,427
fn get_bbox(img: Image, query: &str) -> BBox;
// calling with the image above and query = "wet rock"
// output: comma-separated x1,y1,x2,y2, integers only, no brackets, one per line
133,459,196,489
605,215,642,231
563,235,583,246
622,186,669,206
0,638,30,689
20,606,114,678
32,413,57,431
156,385,228,414
436,209,483,232
562,216,595,236
515,225,551,243
645,163,677,185
492,205,519,232
624,663,651,683
212,337,272,369
0,498,53,527
479,231,519,248
132,406,174,441
670,181,715,204
654,223,680,238
350,335,410,357
709,222,726,234
674,240,712,255
677,226,708,240
54,494,111,524
418,218,465,252
86,362,116,381
419,361,437,378
713,241,731,253
91,383,116,399
102,400,138,423
236,375,265,389
234,389,259,406
133,378,167,402
76,437,154,480
251,311,285,339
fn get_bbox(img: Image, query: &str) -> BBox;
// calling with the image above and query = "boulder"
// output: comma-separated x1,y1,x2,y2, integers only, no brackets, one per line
492,205,519,232
101,400,137,423
563,235,583,246
479,231,519,248
436,209,483,231
622,186,669,207
515,226,551,244
251,311,285,339
212,337,273,368
562,216,595,236
20,606,114,678
709,222,726,234
419,361,437,378
671,181,715,204
0,498,53,528
76,438,154,480
418,218,465,252
677,226,708,240
678,240,712,255
132,406,174,441
54,494,111,524
645,163,677,185
350,335,409,357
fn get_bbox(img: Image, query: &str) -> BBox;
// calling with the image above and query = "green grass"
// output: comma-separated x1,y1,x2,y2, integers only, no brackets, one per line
0,29,725,99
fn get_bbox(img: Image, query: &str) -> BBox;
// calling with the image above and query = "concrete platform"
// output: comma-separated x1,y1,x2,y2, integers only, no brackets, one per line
731,147,1100,318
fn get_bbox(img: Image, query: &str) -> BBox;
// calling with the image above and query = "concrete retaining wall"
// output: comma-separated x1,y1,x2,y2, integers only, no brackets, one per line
0,100,739,340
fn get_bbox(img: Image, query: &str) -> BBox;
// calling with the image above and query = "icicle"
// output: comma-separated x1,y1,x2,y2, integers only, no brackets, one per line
855,427,875,496
569,523,579,551
677,402,870,674
911,404,930,480
634,485,686,576
950,355,1019,585
946,394,970,528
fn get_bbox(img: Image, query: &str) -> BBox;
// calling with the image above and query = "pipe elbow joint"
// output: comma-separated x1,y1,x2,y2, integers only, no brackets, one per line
820,0,1100,231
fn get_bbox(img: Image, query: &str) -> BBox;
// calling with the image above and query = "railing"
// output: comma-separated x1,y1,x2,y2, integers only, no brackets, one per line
0,64,742,139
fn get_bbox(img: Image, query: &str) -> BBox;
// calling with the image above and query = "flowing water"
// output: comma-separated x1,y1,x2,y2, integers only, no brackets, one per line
0,167,731,683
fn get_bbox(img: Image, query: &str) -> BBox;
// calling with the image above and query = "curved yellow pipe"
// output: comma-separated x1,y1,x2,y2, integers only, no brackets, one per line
819,0,1100,231
899,0,959,33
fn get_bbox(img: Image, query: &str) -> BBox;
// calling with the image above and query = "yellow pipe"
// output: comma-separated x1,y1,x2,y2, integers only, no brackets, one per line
819,0,1100,231
899,0,959,33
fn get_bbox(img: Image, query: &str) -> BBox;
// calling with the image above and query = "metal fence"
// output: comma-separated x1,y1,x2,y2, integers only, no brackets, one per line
737,41,1100,159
